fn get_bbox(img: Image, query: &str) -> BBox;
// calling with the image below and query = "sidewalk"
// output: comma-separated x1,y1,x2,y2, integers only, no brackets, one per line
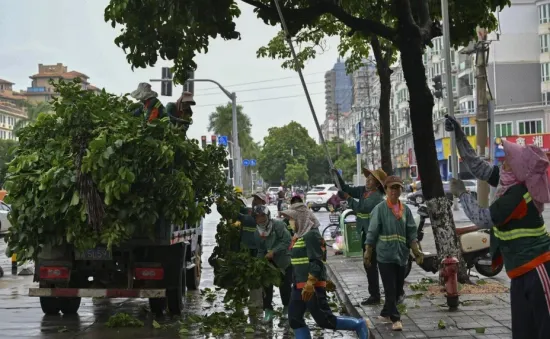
326,254,513,339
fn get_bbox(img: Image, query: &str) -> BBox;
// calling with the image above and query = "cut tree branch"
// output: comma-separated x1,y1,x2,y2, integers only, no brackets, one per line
241,0,397,42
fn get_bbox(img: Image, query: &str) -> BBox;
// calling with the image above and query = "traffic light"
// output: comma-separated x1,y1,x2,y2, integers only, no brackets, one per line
161,67,173,96
228,159,234,179
211,135,217,145
201,135,207,149
432,75,443,99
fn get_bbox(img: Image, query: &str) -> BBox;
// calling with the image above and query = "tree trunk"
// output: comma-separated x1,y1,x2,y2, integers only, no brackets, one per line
371,37,394,175
395,12,469,283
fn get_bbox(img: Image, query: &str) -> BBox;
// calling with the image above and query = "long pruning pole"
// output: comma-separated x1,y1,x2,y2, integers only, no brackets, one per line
272,0,341,189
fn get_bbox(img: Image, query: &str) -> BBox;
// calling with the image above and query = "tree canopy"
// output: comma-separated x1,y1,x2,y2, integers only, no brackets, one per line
284,157,309,186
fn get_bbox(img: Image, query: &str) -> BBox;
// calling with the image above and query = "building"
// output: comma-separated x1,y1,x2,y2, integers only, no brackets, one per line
389,0,550,180
0,79,27,140
24,63,101,103
324,59,353,119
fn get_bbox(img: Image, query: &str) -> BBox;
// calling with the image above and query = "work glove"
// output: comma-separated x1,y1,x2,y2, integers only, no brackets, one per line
337,190,349,200
411,241,424,265
265,250,274,260
301,274,318,301
444,115,466,139
449,178,467,197
363,245,373,268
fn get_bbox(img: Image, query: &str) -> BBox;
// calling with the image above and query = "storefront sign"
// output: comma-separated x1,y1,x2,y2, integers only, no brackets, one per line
441,135,477,160
494,134,550,158
435,139,444,160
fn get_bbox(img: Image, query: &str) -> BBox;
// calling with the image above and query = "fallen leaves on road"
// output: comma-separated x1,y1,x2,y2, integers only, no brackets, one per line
426,280,509,296
106,313,144,328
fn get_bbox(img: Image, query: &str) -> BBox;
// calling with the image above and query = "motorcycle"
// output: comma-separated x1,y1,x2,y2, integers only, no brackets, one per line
405,204,504,278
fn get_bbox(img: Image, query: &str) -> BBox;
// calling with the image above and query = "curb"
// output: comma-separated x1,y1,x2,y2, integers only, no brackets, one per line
325,262,362,318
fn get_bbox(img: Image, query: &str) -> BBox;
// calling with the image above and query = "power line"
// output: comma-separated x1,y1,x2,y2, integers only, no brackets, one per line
194,80,325,97
196,71,327,92
197,92,324,108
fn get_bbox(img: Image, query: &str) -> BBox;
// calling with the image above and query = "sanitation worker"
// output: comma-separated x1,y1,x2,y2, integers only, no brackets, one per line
130,83,165,122
281,207,372,339
166,91,195,128
446,115,550,339
253,205,292,322
332,167,388,305
365,175,423,331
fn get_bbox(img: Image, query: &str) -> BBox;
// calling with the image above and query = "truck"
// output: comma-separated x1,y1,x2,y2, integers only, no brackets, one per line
29,219,203,315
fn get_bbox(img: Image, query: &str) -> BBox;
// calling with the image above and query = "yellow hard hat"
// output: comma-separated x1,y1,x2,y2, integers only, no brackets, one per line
234,186,243,194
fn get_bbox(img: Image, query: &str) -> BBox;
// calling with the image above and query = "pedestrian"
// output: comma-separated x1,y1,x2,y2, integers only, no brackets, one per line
252,204,293,323
281,207,372,339
277,185,286,217
332,167,389,305
446,115,550,338
130,83,165,122
365,175,423,331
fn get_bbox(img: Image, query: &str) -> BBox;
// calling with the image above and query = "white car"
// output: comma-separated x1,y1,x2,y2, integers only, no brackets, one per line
0,201,11,237
267,186,280,205
305,184,338,212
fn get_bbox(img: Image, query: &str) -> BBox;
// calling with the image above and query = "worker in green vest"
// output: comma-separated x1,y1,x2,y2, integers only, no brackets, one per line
130,83,165,122
165,91,195,130
332,167,388,305
281,207,372,339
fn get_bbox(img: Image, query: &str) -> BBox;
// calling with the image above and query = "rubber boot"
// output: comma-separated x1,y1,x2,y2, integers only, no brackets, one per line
262,308,275,323
335,316,371,339
293,327,312,339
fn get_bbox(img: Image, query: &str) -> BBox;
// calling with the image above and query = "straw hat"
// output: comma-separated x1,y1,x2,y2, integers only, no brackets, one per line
362,167,388,189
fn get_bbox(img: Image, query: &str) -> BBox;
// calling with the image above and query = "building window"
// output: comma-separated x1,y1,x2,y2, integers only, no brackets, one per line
462,125,476,136
541,34,550,53
544,92,550,105
542,63,550,82
540,4,550,24
495,122,513,137
518,120,543,135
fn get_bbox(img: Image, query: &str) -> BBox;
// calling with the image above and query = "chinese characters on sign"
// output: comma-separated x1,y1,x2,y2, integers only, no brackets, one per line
499,134,550,152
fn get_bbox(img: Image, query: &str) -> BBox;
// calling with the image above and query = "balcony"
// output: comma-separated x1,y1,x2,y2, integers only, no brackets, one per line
26,87,48,93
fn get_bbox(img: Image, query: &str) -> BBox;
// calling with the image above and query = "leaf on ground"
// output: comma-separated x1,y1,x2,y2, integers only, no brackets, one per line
475,327,486,333
106,313,144,328
438,319,446,329
152,320,161,329
244,327,254,333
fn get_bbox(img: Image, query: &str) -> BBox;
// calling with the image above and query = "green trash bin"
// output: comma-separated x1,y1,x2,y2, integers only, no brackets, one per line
340,209,363,257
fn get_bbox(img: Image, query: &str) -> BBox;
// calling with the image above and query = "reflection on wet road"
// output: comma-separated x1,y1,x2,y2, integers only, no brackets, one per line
0,206,355,338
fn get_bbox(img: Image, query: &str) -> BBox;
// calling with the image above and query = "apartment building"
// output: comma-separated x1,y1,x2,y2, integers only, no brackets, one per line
25,63,101,103
0,79,28,140
389,0,550,180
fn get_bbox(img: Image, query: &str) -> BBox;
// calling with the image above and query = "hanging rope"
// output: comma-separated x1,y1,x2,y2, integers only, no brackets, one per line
272,0,341,189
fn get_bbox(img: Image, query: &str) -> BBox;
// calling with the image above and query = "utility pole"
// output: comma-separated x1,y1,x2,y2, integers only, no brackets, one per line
475,30,490,207
336,104,340,155
441,0,459,211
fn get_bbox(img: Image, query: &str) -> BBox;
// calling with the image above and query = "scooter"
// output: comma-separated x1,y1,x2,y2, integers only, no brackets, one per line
405,204,504,278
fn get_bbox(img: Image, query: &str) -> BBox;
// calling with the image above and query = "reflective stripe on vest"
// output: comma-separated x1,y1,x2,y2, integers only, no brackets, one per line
493,192,546,241
291,257,309,265
379,234,406,243
145,100,162,117
242,227,256,232
357,213,370,219
293,239,306,248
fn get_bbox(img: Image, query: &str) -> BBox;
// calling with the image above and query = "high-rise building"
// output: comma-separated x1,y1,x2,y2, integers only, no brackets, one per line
324,58,352,118
0,79,27,140
24,63,101,103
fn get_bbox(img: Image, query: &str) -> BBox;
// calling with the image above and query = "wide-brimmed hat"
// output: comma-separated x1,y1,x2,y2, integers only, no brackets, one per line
363,167,387,189
384,175,404,188
130,82,158,101
252,192,267,203
177,91,196,106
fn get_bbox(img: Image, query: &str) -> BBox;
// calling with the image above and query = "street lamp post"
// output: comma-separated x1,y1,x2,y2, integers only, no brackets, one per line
149,77,242,189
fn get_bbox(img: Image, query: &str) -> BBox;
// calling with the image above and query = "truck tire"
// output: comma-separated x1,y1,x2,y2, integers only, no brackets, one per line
186,243,201,290
166,244,186,315
148,298,166,315
59,297,81,314
40,297,60,315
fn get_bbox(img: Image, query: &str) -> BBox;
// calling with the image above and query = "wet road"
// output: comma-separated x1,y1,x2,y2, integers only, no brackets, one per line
0,205,355,339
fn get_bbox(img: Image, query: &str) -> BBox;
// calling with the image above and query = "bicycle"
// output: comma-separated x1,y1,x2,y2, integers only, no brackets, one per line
321,206,342,248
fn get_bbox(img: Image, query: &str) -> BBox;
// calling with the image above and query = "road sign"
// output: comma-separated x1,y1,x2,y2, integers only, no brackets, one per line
356,141,361,155
257,179,263,185
250,159,256,166
218,135,228,146
243,159,250,167
338,169,343,175
355,122,361,142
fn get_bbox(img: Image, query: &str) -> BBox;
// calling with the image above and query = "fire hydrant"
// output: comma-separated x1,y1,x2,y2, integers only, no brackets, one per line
440,256,460,308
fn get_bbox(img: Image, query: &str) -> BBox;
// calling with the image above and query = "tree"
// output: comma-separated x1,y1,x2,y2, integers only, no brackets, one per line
0,140,17,187
207,103,258,157
310,139,356,184
105,0,509,282
284,157,309,186
258,121,318,184
14,101,52,134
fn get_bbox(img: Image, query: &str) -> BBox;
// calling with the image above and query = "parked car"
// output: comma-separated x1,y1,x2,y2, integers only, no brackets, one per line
407,182,453,205
267,186,279,205
0,201,11,238
305,184,338,212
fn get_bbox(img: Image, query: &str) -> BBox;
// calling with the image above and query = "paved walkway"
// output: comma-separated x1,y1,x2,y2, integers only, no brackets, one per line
326,254,513,339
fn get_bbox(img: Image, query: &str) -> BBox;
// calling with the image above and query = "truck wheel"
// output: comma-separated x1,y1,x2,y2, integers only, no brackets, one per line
311,207,320,212
59,297,81,314
148,298,166,315
40,297,60,315
186,244,202,290
166,244,186,315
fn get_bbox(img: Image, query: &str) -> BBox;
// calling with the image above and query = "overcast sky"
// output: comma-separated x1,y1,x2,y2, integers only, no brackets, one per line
0,0,342,144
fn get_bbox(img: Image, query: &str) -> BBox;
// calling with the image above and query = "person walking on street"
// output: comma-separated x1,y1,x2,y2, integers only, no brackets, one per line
446,115,550,339
277,185,286,218
365,175,423,331
332,167,388,305
281,207,372,339
252,205,293,323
